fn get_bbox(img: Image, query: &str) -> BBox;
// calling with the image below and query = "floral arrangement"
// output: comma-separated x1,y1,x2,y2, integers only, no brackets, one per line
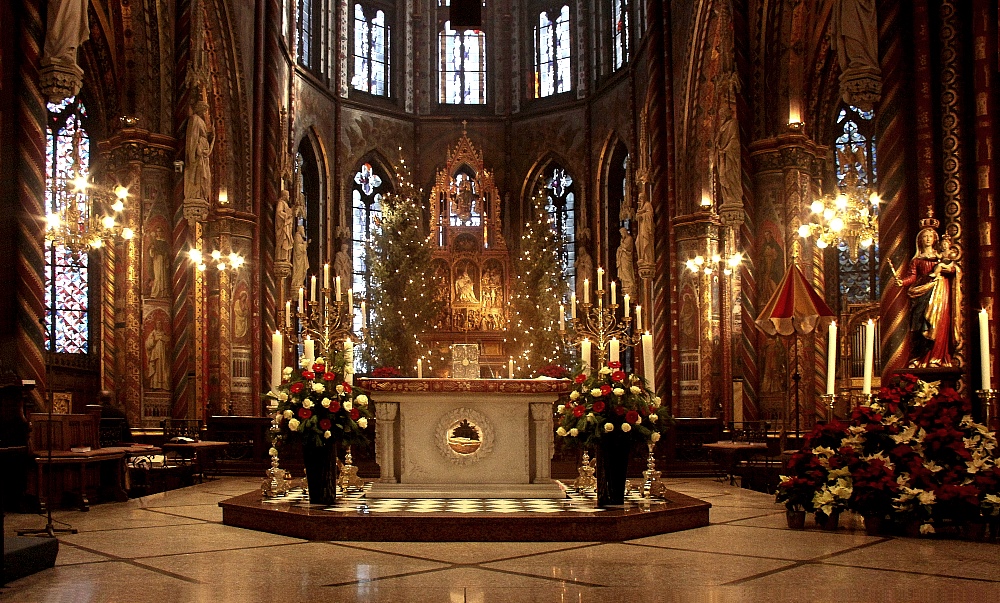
266,352,374,448
777,374,999,535
554,361,667,448
538,364,570,379
371,366,403,378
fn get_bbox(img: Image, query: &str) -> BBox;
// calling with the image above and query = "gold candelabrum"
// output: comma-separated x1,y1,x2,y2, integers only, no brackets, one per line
280,277,366,361
560,268,643,367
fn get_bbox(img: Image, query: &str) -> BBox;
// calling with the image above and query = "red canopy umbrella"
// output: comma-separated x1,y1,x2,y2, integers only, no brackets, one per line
755,263,836,436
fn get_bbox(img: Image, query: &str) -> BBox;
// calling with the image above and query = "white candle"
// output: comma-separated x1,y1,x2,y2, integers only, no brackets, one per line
559,304,565,331
980,309,992,391
303,336,315,365
298,287,305,311
610,338,620,364
323,263,330,290
597,267,604,290
862,319,875,395
360,300,367,327
508,358,514,379
826,321,837,395
623,294,630,316
284,300,291,327
641,332,655,393
417,358,423,379
335,276,342,302
347,288,353,312
583,280,590,304
581,339,592,372
571,292,577,318
635,305,642,331
344,339,354,385
310,276,317,302
270,330,283,391
611,281,617,305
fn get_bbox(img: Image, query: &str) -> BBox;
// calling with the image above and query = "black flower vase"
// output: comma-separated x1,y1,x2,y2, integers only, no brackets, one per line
302,441,338,506
596,433,631,508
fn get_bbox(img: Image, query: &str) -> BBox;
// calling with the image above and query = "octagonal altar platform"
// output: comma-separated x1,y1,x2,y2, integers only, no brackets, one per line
219,482,711,542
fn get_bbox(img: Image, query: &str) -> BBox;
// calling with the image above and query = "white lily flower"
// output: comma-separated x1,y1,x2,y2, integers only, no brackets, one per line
357,417,368,429
336,385,345,395
613,387,625,396
343,400,352,411
288,418,301,431
570,391,581,400
569,428,579,437
312,382,325,393
302,399,314,409
599,366,612,375
557,405,566,413
590,388,603,397
321,397,332,408
649,413,658,422
630,386,641,394
356,394,369,407
283,410,293,419
556,427,568,436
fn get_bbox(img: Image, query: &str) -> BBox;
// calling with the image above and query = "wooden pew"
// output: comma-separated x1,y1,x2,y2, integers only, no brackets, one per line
28,412,128,511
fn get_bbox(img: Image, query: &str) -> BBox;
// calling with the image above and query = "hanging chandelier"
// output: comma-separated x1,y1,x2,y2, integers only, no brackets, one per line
45,131,133,253
798,165,879,262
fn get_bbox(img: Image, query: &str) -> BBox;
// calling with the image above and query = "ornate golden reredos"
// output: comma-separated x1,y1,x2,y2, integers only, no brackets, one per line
431,123,506,251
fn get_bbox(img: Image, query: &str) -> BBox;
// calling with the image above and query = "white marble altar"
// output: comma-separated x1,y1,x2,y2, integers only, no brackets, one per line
359,378,570,499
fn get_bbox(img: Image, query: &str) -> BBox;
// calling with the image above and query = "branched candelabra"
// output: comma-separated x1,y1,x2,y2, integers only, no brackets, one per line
559,268,643,366
281,276,366,361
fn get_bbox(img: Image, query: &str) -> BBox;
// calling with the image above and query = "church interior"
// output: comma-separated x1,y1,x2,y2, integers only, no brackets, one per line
2,0,999,600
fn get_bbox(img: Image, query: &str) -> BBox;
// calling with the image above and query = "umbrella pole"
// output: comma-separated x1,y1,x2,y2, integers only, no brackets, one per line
793,334,800,441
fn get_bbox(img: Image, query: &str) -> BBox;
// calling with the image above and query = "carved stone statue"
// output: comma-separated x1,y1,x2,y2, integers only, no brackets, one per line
831,0,881,109
575,244,593,296
715,76,742,213
452,174,474,223
620,157,635,222
275,190,293,264
291,222,309,288
145,324,169,391
40,0,89,103
455,269,478,303
184,93,215,204
334,241,352,291
616,227,637,299
148,227,170,298
635,195,655,270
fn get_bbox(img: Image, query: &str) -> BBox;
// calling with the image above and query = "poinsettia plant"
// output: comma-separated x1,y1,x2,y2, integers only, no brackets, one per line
555,361,668,448
265,350,374,448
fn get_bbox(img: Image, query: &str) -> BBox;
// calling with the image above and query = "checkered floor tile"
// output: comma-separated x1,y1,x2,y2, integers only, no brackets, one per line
263,480,665,514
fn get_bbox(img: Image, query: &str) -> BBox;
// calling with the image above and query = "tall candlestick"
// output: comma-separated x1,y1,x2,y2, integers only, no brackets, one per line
610,338,620,364
343,339,354,386
335,276,342,301
347,288,353,311
597,267,604,290
635,305,642,331
610,281,617,305
559,304,565,331
641,332,655,393
583,280,590,304
508,357,514,379
826,321,837,395
285,300,291,327
862,319,875,395
310,276,317,302
323,263,330,290
581,339,592,372
623,294,630,316
360,300,367,327
270,330,283,392
298,287,304,311
417,358,423,379
571,292,577,318
303,337,315,365
980,309,992,390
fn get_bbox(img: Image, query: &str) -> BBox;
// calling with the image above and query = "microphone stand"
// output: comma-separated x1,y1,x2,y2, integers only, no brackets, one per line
19,318,77,537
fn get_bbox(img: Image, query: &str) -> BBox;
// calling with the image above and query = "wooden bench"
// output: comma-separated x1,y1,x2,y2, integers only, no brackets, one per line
28,412,128,511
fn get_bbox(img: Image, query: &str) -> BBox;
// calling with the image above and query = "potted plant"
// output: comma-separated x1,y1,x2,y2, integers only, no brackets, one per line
555,361,668,507
848,454,898,535
265,351,374,505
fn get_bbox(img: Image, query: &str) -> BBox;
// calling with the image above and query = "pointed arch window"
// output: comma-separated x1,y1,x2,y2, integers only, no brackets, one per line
352,162,391,332
834,105,879,305
533,5,571,98
612,0,630,70
297,0,331,78
44,97,90,354
545,166,576,290
352,3,391,96
439,20,486,104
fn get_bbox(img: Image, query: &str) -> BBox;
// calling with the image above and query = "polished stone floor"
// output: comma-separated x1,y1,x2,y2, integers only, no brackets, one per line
3,477,998,602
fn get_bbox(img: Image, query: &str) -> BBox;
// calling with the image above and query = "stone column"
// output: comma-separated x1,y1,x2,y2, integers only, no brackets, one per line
374,401,399,482
529,402,553,482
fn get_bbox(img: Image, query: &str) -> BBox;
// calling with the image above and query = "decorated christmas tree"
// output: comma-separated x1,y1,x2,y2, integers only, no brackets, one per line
508,183,574,375
365,157,443,374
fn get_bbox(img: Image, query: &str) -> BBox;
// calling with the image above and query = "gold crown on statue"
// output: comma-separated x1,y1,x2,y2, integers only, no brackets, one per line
919,209,940,230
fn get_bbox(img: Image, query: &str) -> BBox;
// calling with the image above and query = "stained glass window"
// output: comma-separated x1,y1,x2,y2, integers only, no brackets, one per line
352,162,388,333
297,0,331,77
44,97,90,354
352,4,391,96
534,6,571,98
439,20,486,104
546,167,576,291
612,0,629,70
834,105,879,304
297,0,314,68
